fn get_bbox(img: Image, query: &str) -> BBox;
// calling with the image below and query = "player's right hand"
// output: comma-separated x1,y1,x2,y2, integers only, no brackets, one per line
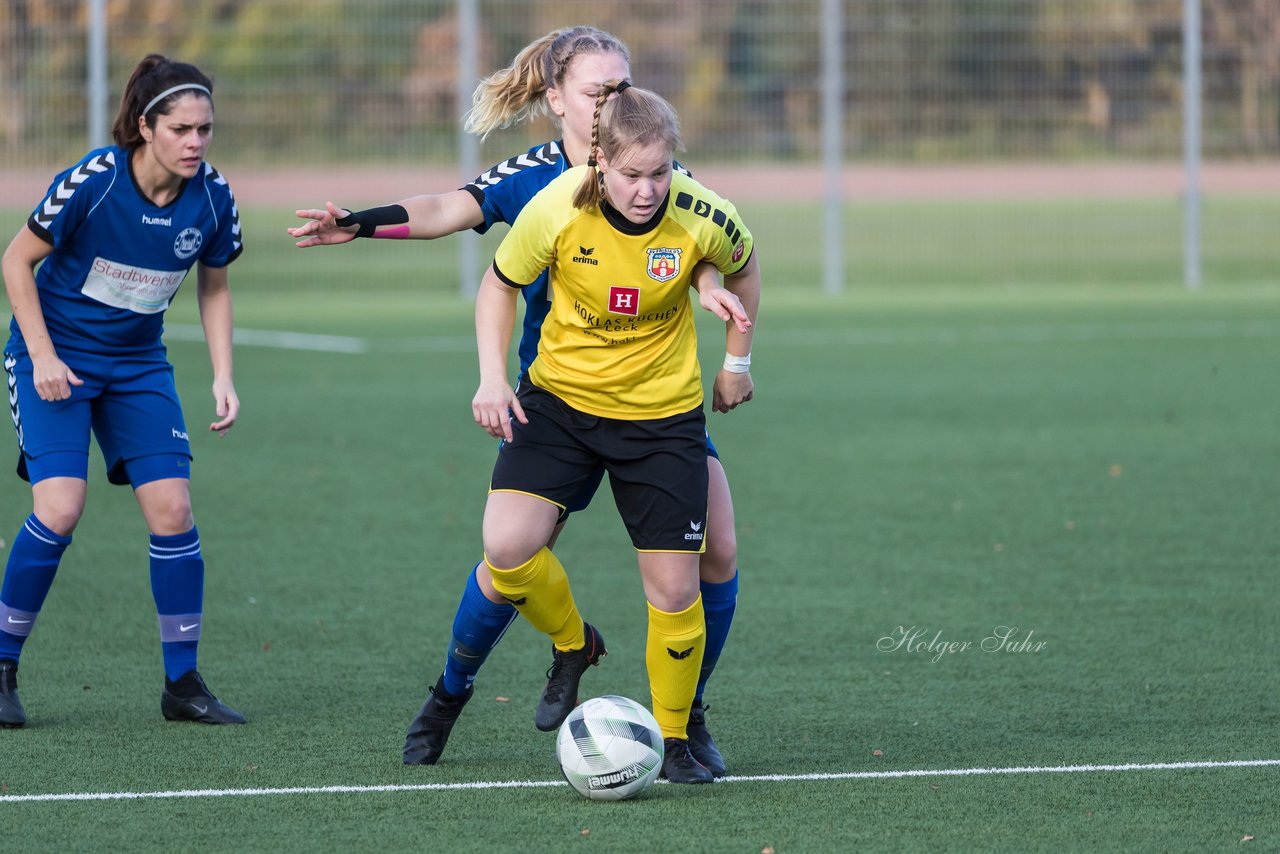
289,201,358,247
472,377,528,443
31,353,84,401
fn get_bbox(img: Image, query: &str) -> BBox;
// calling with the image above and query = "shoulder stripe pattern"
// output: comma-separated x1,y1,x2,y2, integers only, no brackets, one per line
466,140,561,191
33,150,116,229
203,162,243,256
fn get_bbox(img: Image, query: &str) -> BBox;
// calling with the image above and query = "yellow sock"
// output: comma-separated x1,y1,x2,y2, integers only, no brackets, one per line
645,597,706,740
486,548,584,651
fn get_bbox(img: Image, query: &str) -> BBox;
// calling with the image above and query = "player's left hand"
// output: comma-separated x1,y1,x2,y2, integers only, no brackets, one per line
698,287,752,334
210,378,239,436
712,369,753,413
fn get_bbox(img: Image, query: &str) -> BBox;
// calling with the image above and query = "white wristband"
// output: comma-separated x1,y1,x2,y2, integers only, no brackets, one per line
722,352,751,373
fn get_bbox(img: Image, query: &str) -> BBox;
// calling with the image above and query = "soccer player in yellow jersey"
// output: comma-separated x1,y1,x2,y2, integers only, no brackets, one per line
472,79,759,784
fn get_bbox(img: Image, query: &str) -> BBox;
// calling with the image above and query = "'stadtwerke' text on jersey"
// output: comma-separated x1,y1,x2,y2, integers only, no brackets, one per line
493,168,753,420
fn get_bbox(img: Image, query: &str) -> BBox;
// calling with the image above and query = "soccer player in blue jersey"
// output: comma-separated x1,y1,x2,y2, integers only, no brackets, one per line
290,27,752,774
0,54,245,727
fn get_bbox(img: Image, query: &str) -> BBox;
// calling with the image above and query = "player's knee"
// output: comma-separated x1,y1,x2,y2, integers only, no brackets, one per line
482,539,538,573
698,526,737,584
32,498,85,537
145,493,195,536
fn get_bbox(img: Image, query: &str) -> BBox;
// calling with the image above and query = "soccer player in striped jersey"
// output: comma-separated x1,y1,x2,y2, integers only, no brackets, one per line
472,79,758,783
290,27,750,775
1,55,245,728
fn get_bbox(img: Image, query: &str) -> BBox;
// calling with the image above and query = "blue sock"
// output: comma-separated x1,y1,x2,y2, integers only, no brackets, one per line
441,563,518,696
149,527,204,681
695,570,738,703
0,515,72,661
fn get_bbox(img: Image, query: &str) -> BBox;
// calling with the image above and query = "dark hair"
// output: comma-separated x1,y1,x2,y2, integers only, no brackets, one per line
111,53,214,150
573,80,683,210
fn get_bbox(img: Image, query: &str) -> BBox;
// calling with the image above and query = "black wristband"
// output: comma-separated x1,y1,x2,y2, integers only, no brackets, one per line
334,204,409,238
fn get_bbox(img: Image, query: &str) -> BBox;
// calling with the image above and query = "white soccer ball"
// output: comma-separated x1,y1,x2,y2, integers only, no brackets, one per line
556,695,664,800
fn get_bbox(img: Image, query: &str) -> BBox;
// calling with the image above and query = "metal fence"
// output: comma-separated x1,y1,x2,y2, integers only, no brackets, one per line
1,0,1277,289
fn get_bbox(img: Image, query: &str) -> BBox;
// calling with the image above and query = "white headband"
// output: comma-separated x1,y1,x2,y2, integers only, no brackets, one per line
142,83,211,117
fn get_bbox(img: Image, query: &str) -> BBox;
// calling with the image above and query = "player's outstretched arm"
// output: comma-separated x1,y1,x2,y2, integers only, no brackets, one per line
712,252,760,414
290,190,484,247
473,265,527,442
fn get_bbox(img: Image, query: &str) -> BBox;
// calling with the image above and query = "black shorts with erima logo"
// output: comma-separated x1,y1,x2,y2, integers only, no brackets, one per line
490,383,709,553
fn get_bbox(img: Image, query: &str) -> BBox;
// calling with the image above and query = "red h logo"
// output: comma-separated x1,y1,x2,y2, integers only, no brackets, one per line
609,286,640,316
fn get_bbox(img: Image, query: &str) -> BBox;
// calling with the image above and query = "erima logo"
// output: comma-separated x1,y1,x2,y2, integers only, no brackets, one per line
684,520,704,541
667,646,695,660
142,214,172,227
503,596,527,606
172,428,188,440
572,246,599,266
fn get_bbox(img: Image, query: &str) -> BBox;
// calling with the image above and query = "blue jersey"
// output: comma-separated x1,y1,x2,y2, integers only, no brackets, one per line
462,140,689,378
7,145,243,358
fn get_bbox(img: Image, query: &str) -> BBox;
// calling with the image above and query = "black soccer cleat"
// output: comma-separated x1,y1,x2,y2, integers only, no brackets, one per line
161,670,246,725
0,659,26,728
686,702,726,778
659,737,714,784
404,675,474,765
534,622,606,732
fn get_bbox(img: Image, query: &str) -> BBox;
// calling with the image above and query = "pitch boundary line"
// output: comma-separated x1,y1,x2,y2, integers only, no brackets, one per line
162,319,1280,356
3,758,1277,804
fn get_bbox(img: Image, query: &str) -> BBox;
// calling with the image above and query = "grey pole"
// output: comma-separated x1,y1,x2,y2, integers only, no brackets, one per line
87,0,108,148
1182,0,1202,290
457,0,480,297
821,0,845,295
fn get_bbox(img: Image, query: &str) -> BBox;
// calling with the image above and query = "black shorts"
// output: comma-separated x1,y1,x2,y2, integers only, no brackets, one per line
491,384,709,553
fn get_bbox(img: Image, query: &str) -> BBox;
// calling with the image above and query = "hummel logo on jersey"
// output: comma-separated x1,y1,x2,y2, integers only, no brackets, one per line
142,214,172,227
667,646,695,660
572,246,599,266
172,428,188,440
684,520,705,541
503,596,527,606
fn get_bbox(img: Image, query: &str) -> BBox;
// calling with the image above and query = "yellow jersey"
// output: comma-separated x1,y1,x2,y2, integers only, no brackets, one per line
493,167,753,420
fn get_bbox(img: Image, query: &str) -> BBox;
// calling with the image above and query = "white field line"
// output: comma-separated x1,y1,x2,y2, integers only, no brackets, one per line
2,758,1277,804
164,319,1280,356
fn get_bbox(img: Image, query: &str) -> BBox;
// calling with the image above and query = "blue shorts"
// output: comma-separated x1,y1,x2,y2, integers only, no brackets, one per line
5,349,192,488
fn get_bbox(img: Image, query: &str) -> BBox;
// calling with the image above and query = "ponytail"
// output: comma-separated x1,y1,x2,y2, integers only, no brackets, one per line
465,25,631,140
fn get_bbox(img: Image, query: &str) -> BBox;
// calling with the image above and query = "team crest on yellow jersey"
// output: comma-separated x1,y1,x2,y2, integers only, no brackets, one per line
646,247,682,283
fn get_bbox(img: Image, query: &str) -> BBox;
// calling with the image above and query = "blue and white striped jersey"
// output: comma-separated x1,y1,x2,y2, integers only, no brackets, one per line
8,145,243,357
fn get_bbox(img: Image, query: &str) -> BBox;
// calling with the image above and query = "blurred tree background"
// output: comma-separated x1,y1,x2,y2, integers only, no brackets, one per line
1,0,1277,168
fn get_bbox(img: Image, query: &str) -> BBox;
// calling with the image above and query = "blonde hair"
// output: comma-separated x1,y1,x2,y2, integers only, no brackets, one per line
572,81,683,210
464,25,630,139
